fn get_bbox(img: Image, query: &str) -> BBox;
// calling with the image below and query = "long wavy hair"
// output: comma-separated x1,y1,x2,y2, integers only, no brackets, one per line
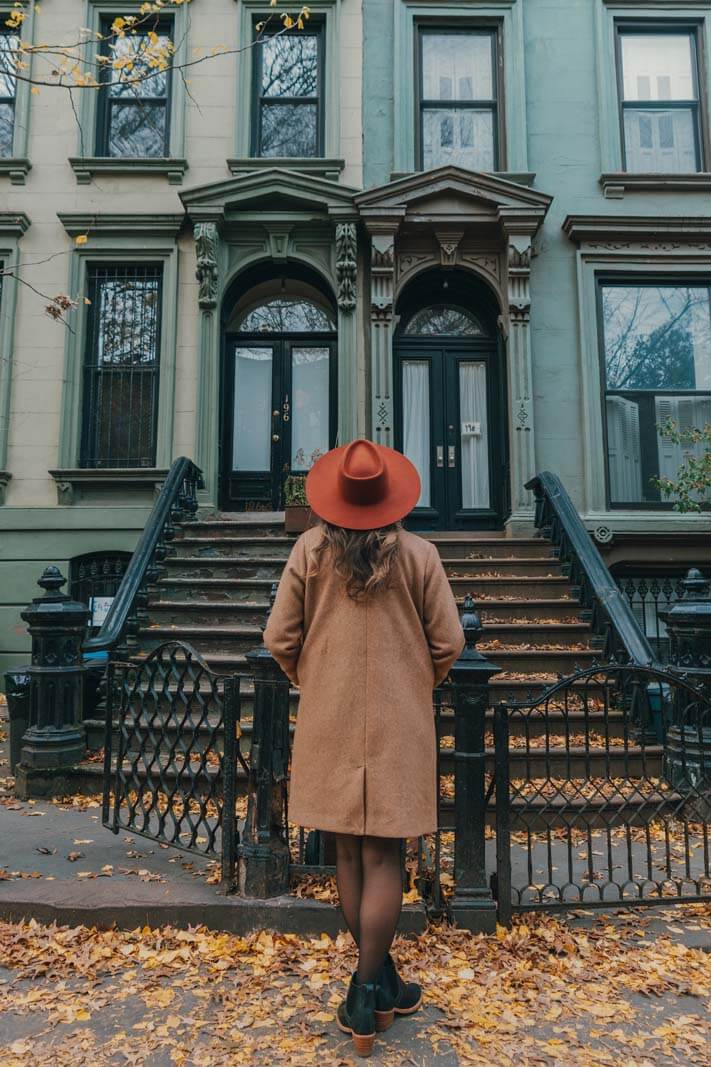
314,520,402,599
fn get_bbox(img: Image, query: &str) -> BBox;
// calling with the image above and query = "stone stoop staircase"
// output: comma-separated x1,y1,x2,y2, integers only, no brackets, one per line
83,516,645,825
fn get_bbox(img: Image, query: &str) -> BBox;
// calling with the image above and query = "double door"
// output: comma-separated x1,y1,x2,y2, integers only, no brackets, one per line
223,337,335,510
395,342,506,529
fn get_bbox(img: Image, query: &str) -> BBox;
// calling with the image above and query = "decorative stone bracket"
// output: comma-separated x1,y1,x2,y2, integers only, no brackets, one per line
194,221,219,310
335,222,357,312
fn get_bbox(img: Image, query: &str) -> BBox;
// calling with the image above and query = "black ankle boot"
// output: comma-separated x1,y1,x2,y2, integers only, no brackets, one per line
375,953,422,1025
336,973,377,1057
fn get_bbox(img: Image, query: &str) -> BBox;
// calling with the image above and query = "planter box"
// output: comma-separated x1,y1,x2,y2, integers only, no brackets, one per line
284,506,315,534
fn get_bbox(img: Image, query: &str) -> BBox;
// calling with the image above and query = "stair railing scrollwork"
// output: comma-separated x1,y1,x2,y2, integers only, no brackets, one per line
526,470,657,667
83,457,203,659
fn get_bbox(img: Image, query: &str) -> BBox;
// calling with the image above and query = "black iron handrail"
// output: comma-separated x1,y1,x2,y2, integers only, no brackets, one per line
84,457,203,655
526,470,657,666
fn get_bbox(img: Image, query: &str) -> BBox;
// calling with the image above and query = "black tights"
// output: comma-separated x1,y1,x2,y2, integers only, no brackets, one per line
334,834,402,984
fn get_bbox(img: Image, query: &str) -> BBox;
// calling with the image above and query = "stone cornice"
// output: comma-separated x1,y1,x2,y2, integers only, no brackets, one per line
58,213,185,239
600,172,711,198
563,214,711,245
0,212,30,238
68,157,188,185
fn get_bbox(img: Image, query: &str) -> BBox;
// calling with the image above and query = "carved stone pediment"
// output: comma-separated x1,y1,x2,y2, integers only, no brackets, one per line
355,166,552,232
180,167,359,223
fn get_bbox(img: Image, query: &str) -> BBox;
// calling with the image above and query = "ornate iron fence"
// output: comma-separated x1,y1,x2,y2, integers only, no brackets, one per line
492,663,711,923
102,641,247,884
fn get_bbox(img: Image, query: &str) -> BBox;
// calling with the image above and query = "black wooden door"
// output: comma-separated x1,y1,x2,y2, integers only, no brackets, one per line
222,336,335,510
395,341,505,529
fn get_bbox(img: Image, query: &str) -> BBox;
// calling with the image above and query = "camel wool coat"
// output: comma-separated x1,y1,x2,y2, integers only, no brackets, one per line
263,525,465,838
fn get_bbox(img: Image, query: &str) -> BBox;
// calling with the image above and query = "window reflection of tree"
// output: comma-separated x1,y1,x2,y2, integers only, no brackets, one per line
404,305,485,337
237,298,334,334
602,286,711,390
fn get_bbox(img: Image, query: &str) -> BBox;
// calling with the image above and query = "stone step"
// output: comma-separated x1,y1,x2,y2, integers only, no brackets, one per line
448,576,573,600
430,538,554,560
173,536,295,560
180,516,287,539
146,601,270,628
162,556,286,581
150,578,277,603
443,557,563,577
439,789,680,832
144,601,592,645
137,624,598,667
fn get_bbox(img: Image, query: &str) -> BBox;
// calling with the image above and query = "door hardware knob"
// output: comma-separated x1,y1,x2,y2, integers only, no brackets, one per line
272,410,280,418
272,434,280,442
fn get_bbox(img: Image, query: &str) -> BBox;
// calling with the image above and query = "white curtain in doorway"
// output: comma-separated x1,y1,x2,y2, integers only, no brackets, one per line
459,362,490,509
402,360,430,508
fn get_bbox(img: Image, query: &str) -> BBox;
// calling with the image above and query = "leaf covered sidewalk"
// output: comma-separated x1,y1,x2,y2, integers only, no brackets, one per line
1,906,709,1067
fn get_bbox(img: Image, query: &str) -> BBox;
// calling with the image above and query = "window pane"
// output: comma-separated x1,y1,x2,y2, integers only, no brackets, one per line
259,101,317,156
404,305,485,337
233,347,273,471
291,347,329,470
460,362,490,509
110,33,170,98
261,34,318,97
83,265,162,469
402,360,431,508
422,33,493,100
109,102,167,156
237,297,335,333
606,394,711,504
92,370,158,467
0,33,19,98
601,285,711,390
623,108,697,173
0,102,13,157
422,108,494,170
621,34,695,102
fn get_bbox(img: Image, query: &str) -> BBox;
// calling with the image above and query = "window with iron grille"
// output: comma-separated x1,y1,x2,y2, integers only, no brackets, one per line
96,17,173,157
80,264,163,469
616,25,704,173
417,27,499,172
0,28,19,158
598,279,711,507
252,21,324,157
70,551,131,633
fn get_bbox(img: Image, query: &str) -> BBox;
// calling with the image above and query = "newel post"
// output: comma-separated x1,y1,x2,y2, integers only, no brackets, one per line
448,594,501,932
13,566,91,800
240,585,291,898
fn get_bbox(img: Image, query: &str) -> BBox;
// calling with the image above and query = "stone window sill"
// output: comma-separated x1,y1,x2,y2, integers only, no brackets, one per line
600,172,711,198
227,157,345,181
68,157,188,186
0,158,31,185
49,468,170,506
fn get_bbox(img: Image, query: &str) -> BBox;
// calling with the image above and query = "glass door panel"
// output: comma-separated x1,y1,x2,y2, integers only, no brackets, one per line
233,346,273,471
402,359,431,507
291,346,330,470
458,361,490,509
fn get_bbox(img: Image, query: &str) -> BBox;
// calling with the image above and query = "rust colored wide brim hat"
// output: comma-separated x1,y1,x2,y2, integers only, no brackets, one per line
305,439,421,530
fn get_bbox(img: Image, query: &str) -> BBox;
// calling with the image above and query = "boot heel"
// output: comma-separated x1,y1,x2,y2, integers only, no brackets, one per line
351,1032,375,1057
374,1008,394,1032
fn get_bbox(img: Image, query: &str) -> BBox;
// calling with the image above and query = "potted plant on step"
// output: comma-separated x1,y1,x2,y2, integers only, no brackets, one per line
283,473,309,533
283,448,324,533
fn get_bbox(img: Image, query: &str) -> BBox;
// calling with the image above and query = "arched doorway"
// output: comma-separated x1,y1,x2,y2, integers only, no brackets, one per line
221,265,337,510
394,270,507,530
